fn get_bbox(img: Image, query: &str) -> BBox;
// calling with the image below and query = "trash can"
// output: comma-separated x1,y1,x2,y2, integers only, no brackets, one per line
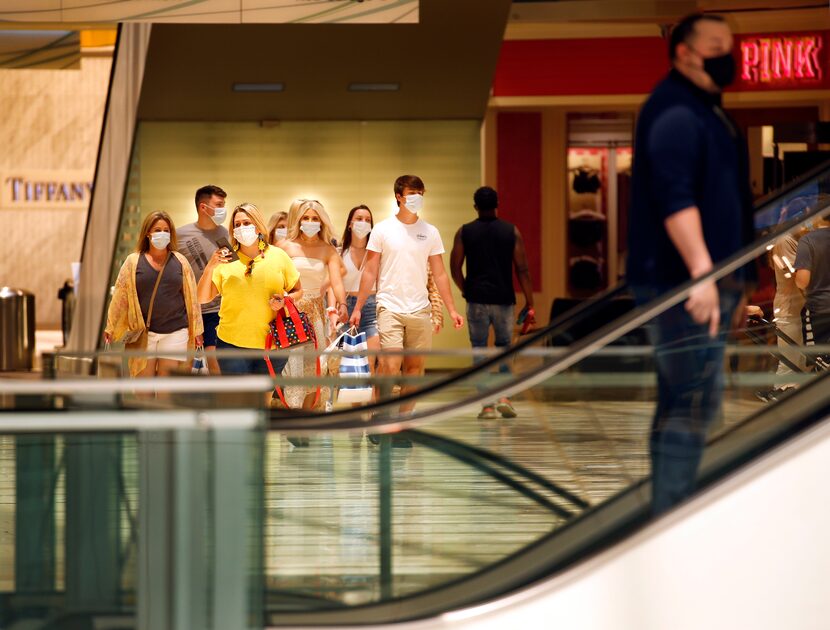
57,280,75,347
0,287,35,371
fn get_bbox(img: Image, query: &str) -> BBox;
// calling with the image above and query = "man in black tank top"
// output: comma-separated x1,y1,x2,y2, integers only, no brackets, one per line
450,186,535,419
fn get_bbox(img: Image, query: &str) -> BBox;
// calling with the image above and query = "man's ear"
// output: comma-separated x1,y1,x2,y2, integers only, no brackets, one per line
675,41,694,64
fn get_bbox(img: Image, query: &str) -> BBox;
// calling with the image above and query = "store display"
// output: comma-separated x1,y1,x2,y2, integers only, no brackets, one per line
565,115,633,296
568,209,606,248
568,256,604,291
572,167,602,194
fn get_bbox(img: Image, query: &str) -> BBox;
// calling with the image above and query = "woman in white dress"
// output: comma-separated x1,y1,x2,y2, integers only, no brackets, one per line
279,200,348,409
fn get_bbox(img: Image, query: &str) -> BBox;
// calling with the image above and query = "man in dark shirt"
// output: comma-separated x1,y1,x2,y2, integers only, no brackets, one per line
450,186,534,419
795,220,830,365
627,14,754,513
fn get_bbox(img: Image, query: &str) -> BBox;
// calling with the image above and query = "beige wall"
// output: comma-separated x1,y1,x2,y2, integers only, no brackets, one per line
0,56,112,328
129,120,482,367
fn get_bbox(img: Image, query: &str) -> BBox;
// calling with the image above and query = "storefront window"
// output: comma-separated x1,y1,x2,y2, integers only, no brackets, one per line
565,113,633,296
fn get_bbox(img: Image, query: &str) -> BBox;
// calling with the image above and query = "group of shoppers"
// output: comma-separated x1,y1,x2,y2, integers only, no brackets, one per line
104,176,535,420
750,197,829,403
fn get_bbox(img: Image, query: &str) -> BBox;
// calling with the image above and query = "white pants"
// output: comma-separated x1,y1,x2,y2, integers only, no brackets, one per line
146,327,189,362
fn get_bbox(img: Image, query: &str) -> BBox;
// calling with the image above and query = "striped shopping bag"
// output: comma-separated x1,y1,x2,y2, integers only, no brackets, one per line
336,329,373,404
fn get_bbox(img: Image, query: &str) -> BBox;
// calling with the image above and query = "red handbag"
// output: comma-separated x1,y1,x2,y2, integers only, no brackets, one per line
264,296,321,408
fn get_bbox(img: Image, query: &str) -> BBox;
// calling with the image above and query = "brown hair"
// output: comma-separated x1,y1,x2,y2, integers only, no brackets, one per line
669,14,727,61
267,211,289,244
194,185,226,211
394,175,425,202
136,211,177,253
341,205,373,253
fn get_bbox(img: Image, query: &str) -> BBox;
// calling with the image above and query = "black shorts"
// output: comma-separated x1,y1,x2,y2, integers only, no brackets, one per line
202,311,220,347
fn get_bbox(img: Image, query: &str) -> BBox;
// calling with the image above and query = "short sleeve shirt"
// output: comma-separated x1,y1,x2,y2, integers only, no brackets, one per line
176,222,230,314
794,228,830,314
212,246,300,348
367,216,444,314
771,234,804,317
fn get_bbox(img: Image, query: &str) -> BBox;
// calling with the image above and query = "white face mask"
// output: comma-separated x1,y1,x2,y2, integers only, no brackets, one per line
150,231,170,250
351,220,372,238
300,221,322,237
233,224,259,247
404,194,424,214
208,205,226,225
274,227,288,240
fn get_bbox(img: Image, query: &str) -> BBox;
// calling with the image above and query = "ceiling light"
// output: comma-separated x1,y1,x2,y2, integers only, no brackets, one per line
232,82,284,93
348,82,400,92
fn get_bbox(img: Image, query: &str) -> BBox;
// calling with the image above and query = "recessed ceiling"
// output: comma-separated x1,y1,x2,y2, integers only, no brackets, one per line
137,0,512,121
0,0,419,24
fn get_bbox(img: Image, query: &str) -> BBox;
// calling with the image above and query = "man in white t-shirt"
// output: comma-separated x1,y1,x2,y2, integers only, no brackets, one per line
350,175,464,420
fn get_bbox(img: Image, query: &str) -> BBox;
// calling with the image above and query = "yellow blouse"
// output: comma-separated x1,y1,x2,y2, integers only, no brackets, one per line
105,251,204,376
212,246,300,349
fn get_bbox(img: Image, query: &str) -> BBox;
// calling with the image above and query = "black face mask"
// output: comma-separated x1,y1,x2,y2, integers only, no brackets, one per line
703,52,736,89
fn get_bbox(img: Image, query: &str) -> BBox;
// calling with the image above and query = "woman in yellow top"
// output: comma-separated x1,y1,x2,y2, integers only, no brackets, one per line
197,202,302,375
104,211,204,377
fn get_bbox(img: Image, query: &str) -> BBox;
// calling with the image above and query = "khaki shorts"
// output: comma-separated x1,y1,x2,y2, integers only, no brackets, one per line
377,305,433,351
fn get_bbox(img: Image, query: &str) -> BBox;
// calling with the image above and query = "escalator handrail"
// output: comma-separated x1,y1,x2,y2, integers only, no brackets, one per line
267,339,830,627
269,161,830,430
751,156,830,214
266,173,830,431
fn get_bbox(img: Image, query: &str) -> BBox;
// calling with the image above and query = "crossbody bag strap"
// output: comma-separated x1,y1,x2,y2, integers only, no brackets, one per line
145,252,170,331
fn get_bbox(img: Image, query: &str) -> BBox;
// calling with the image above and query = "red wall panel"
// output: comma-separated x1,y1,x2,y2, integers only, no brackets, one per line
497,111,542,292
493,38,669,97
493,31,829,97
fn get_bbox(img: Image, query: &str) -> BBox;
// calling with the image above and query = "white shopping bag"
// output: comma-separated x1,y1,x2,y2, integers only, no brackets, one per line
191,347,210,375
336,330,373,404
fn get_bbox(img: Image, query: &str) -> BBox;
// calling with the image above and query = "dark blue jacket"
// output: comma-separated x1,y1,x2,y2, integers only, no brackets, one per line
627,70,754,289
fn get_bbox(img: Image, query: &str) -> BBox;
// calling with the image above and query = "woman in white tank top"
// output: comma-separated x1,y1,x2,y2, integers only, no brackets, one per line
339,205,381,372
279,200,348,411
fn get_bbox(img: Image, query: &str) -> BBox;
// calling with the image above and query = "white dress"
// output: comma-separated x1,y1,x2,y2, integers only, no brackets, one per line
279,256,330,409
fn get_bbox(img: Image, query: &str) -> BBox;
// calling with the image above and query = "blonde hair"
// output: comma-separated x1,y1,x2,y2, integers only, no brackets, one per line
229,202,269,249
267,211,288,245
287,199,335,244
136,211,177,253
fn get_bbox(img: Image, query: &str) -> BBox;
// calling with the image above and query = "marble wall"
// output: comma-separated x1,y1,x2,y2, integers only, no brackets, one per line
0,56,112,328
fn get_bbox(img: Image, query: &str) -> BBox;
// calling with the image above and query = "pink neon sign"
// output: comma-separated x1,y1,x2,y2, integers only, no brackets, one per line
741,35,824,84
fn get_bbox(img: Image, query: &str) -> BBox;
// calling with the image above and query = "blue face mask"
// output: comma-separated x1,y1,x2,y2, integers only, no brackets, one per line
208,205,227,225
150,231,170,250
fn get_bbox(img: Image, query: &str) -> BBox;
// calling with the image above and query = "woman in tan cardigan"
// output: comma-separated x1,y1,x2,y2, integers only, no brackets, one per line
104,211,203,377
